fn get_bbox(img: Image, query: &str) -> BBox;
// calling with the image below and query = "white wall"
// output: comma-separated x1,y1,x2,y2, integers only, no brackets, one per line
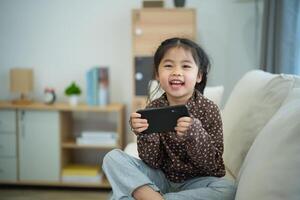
0,0,263,142
191,0,263,105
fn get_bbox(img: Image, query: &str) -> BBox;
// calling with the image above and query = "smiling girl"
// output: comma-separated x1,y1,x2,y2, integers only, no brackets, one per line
103,38,236,200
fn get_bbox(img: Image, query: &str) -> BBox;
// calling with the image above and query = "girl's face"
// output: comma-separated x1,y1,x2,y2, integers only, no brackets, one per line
156,47,202,105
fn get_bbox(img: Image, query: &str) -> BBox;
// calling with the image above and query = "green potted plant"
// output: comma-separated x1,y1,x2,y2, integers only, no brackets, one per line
65,82,81,106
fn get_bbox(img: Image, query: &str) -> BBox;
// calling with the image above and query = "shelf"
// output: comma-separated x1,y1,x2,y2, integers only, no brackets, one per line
0,101,125,112
62,140,117,150
0,101,125,189
0,180,111,188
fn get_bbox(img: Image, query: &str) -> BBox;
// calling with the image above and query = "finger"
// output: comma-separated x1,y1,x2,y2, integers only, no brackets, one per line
175,126,188,133
132,120,148,129
132,121,149,129
132,123,148,130
134,125,149,133
130,112,141,118
175,129,186,137
177,117,192,123
132,118,148,124
177,121,191,128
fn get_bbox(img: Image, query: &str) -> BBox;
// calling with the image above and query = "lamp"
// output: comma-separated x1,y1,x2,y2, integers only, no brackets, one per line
10,68,34,105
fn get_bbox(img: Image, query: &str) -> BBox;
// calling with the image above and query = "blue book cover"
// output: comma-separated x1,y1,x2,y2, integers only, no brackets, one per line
86,66,109,106
86,67,99,105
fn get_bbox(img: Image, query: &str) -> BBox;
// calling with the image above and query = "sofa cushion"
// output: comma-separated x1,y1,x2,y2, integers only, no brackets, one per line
222,70,294,178
235,77,300,200
204,85,224,108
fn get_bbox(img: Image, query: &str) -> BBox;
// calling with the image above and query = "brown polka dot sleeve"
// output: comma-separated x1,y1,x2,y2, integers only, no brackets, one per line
137,90,225,183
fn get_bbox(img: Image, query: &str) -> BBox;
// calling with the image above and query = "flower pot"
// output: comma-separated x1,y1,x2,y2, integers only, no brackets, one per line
69,95,79,106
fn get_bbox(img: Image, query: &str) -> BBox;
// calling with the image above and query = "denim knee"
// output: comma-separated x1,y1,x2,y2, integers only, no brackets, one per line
102,149,124,170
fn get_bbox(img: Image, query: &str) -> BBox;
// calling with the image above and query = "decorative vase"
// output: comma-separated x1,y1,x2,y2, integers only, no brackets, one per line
69,95,79,106
174,0,186,7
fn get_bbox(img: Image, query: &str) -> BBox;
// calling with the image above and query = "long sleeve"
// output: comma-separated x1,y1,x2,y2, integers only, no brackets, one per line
136,100,164,169
184,105,225,175
137,132,162,168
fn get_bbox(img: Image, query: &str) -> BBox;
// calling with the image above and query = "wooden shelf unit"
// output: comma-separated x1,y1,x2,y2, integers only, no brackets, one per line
0,101,125,188
132,8,197,111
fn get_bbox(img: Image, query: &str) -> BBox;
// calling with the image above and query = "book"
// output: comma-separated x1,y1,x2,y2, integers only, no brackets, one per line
62,165,99,176
62,165,103,183
86,67,109,106
98,67,109,106
86,67,99,105
81,131,118,140
76,137,117,146
77,131,118,146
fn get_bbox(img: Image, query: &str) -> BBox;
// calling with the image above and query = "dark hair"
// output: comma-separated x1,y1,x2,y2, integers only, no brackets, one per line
148,37,211,101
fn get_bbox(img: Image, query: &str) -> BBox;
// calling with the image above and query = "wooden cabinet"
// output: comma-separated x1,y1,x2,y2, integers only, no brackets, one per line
0,110,17,181
18,110,60,182
133,8,196,56
0,102,125,188
132,9,196,111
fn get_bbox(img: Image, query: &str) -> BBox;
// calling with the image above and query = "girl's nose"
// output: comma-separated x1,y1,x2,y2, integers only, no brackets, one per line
171,68,182,76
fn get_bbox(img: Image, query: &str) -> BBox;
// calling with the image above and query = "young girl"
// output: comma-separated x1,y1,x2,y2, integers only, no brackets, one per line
102,38,236,200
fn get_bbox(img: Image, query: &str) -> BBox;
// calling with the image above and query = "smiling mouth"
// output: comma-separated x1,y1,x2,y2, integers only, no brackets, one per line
169,80,184,86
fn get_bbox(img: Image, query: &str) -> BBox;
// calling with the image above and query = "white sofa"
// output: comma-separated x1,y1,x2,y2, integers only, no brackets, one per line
125,70,300,200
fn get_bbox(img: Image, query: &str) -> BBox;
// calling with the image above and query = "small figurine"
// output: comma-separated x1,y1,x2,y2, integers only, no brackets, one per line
44,88,56,104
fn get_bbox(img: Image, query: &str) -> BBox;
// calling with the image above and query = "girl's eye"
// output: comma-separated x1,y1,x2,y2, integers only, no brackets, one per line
164,64,172,68
183,65,192,69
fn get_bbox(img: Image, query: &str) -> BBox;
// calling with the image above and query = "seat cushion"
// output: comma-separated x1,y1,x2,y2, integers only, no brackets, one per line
235,77,300,200
222,70,294,178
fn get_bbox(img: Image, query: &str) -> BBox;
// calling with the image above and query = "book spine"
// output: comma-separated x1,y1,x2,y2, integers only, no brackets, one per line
98,67,109,105
76,137,116,146
86,69,92,105
81,132,117,139
93,68,99,105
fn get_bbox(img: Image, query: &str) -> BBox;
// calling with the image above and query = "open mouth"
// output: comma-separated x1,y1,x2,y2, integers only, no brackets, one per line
169,79,184,87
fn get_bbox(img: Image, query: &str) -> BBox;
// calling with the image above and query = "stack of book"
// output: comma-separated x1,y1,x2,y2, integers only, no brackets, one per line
62,165,102,183
86,67,109,106
76,131,118,146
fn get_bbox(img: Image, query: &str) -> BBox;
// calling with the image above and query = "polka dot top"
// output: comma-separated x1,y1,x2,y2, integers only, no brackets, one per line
137,90,226,183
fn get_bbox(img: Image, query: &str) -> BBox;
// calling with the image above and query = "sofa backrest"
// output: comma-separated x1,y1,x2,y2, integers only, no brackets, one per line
235,75,300,200
222,70,295,178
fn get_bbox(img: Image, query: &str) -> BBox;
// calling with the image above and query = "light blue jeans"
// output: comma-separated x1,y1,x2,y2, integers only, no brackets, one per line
102,149,236,200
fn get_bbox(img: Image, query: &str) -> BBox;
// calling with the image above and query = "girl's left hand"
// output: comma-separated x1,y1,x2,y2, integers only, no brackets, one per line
175,116,193,137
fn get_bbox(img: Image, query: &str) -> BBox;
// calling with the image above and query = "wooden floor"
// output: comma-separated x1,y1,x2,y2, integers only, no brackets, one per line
0,186,111,200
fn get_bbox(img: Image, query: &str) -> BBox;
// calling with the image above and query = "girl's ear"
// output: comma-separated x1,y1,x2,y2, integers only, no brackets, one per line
196,72,202,83
155,73,159,80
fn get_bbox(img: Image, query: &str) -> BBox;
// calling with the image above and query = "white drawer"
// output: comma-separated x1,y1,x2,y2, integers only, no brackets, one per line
0,133,16,157
0,157,17,181
0,110,16,133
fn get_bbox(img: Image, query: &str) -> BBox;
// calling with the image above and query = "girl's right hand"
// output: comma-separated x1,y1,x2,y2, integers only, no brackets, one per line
130,112,149,134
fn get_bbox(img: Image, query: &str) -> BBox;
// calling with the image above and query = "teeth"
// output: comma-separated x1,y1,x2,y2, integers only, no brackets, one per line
170,80,183,85
170,80,183,84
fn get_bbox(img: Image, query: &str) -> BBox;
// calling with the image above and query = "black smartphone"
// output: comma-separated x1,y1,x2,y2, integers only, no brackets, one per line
137,105,189,134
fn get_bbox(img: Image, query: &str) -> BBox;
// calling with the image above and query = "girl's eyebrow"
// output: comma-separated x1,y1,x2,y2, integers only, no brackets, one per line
162,59,193,63
162,59,174,63
181,59,193,63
